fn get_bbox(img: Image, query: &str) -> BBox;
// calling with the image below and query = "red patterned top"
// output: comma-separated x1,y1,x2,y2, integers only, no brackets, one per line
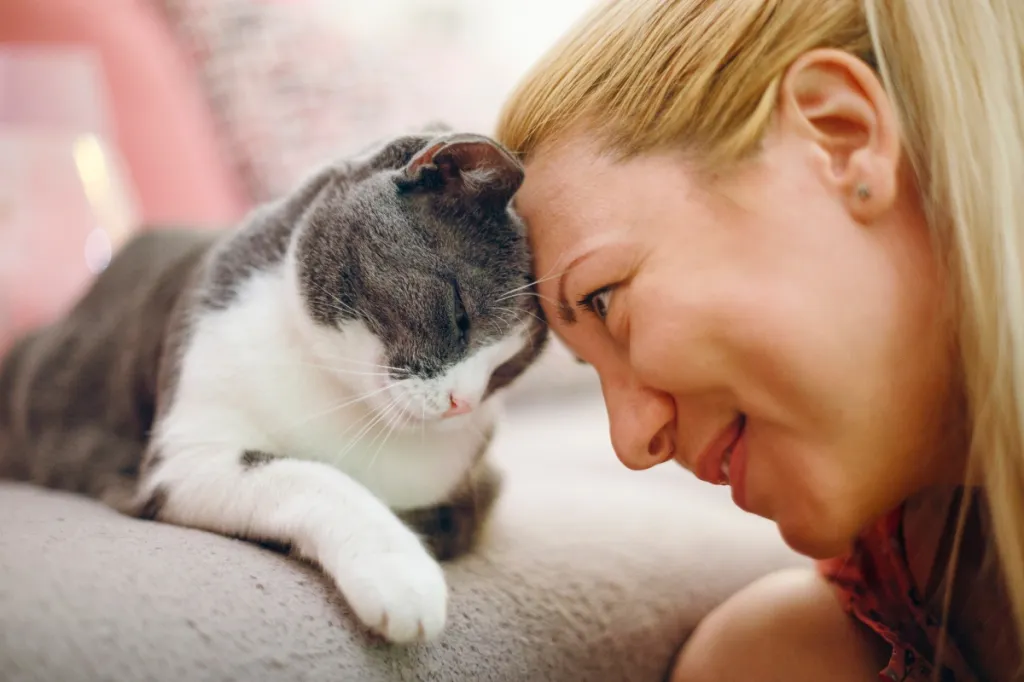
818,506,978,682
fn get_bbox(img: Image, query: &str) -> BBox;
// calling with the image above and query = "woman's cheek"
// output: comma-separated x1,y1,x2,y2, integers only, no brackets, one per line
606,309,629,348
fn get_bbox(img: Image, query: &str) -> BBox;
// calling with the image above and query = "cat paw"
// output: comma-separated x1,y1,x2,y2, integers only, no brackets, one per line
338,549,448,643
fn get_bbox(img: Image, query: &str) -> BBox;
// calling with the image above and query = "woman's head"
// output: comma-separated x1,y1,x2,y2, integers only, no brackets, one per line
517,117,961,560
497,0,1024,593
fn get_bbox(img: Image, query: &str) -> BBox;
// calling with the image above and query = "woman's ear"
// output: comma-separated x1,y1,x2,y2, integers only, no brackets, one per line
776,49,901,223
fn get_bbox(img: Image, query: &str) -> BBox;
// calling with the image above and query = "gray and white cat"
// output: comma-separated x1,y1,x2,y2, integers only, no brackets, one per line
0,131,547,643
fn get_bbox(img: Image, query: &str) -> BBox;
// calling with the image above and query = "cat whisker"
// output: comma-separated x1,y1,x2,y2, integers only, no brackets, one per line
365,401,410,474
495,268,564,299
268,383,393,437
310,280,361,318
238,341,410,377
322,398,397,458
333,396,403,465
316,298,359,320
227,360,394,378
310,353,411,376
496,290,559,308
322,367,395,378
494,305,544,328
350,398,407,466
488,319,509,337
493,310,516,336
331,410,394,468
360,403,397,464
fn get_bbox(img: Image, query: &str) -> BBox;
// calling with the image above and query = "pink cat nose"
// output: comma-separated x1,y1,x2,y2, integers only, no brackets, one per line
442,394,473,418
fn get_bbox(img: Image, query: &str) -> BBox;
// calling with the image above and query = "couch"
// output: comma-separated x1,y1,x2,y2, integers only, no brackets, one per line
0,387,805,682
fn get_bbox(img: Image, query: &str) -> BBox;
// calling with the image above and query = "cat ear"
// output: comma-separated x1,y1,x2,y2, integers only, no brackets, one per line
398,134,524,209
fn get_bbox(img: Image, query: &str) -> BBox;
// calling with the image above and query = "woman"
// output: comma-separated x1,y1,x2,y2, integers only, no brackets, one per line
496,1,1023,680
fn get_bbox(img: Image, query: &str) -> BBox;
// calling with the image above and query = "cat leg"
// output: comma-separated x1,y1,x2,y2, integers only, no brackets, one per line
137,447,448,643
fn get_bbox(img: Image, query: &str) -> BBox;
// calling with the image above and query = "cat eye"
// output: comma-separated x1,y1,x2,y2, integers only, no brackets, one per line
452,281,471,344
578,286,614,321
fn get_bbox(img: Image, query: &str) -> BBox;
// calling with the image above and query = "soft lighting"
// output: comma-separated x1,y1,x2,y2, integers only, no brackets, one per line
72,133,134,258
83,228,112,274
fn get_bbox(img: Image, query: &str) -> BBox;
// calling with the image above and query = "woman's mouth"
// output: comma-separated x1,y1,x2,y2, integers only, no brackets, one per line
696,414,747,489
720,418,745,484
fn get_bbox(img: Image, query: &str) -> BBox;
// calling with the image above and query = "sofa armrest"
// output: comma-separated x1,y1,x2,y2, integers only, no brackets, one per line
0,395,805,682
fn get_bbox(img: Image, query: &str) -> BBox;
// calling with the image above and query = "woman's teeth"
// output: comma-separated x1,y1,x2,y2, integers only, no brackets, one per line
719,447,734,484
719,415,746,485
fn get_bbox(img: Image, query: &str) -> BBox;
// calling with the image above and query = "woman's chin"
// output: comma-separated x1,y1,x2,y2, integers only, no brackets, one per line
775,511,859,560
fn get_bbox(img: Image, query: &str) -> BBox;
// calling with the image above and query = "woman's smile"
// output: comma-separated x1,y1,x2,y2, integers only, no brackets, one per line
692,414,747,506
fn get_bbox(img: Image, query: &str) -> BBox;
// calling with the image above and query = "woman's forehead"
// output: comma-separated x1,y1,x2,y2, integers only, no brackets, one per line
515,154,590,267
516,141,693,270
517,141,637,235
519,144,603,212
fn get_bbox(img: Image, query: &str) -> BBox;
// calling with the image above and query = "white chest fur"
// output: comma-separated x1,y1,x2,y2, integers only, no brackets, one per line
155,264,501,511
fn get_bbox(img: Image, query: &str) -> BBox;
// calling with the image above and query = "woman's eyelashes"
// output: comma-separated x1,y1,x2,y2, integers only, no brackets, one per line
577,286,614,321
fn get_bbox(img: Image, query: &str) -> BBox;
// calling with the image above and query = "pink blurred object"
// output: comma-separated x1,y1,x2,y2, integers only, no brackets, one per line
0,47,139,354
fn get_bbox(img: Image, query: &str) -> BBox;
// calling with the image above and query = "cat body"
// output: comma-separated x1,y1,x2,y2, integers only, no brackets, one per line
0,131,546,643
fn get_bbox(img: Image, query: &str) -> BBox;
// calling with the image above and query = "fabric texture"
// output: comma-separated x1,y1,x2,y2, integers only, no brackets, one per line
0,395,804,682
819,504,978,682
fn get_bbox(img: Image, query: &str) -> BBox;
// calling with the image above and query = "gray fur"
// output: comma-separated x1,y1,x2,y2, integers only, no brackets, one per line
240,450,279,469
0,129,547,557
398,457,504,561
0,229,217,511
292,133,541,380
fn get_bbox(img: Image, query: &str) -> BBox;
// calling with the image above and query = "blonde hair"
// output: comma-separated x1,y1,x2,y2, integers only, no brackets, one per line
498,0,1024,667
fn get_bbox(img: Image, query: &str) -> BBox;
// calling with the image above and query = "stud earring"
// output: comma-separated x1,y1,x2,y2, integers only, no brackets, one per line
856,184,871,200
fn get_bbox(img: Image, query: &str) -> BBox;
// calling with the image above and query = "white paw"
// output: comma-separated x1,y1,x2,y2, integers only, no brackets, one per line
337,548,448,644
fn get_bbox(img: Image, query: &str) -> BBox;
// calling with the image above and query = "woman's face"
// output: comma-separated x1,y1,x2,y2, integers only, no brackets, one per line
516,127,962,559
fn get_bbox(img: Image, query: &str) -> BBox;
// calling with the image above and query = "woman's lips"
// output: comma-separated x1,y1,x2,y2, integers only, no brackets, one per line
728,428,750,512
695,415,747,489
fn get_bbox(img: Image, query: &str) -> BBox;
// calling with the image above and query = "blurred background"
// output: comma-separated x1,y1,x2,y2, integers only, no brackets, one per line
0,0,600,397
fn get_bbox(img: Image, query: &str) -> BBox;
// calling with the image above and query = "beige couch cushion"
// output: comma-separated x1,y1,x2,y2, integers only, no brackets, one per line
0,392,805,682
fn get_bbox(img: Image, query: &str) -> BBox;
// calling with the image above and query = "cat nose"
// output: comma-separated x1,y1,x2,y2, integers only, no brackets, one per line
442,394,473,418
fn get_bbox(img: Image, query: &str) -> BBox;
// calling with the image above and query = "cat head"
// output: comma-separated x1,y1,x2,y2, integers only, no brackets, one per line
291,131,548,426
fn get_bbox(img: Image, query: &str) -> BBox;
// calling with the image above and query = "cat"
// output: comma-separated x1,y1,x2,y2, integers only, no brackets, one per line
0,130,548,643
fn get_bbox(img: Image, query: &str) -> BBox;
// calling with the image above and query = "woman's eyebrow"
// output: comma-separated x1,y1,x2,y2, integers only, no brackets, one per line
555,250,598,325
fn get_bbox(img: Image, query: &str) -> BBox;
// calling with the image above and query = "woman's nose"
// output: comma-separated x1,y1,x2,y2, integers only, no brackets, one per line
601,373,676,471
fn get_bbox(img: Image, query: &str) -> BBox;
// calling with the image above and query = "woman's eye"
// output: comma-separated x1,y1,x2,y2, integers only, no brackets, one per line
579,287,614,321
592,289,612,319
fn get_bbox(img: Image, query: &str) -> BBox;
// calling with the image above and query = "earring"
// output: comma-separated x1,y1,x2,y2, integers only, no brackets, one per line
856,184,871,200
